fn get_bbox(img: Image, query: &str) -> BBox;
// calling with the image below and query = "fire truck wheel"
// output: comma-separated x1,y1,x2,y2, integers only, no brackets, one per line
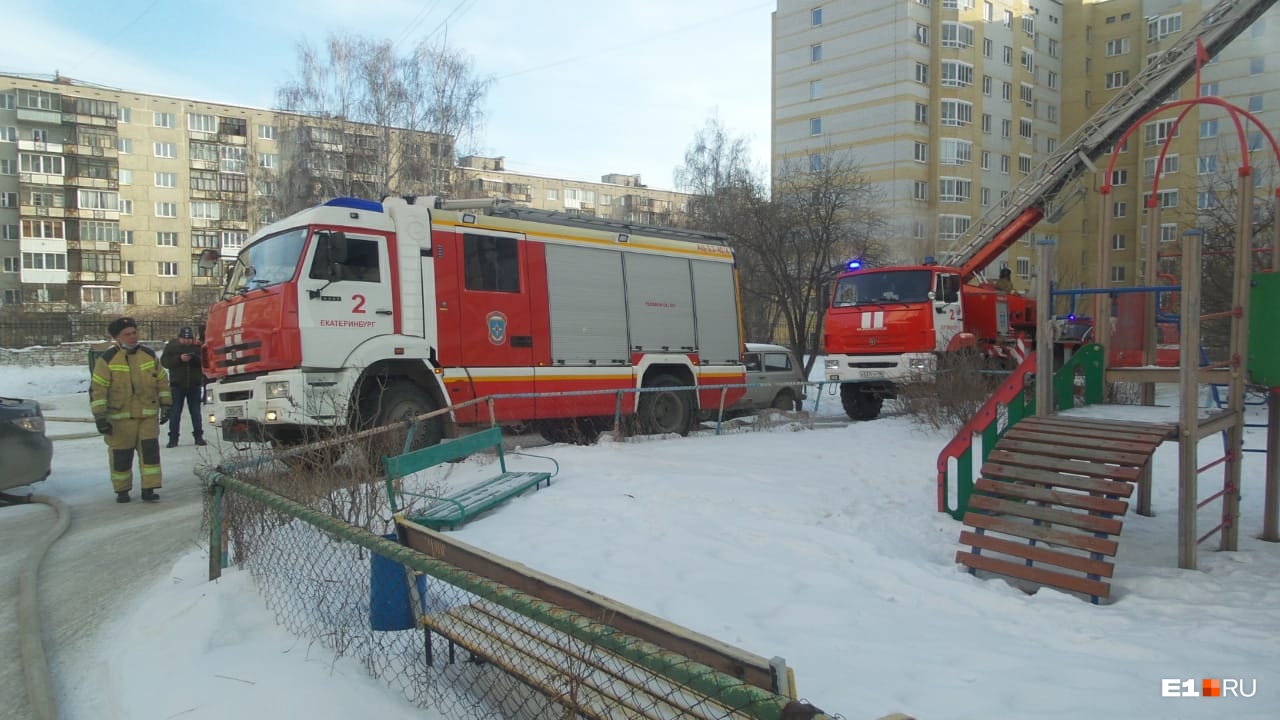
638,373,694,436
840,384,883,421
359,380,441,466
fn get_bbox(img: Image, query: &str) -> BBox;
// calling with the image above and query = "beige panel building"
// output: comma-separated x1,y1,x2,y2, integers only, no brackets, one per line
772,0,1064,289
456,155,691,227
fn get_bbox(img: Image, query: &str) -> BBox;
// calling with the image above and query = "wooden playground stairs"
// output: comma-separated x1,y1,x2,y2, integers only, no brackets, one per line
955,415,1175,603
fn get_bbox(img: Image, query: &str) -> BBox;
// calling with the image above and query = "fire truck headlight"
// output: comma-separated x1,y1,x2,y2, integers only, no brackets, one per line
265,410,279,422
208,412,217,425
824,358,838,370
266,381,290,399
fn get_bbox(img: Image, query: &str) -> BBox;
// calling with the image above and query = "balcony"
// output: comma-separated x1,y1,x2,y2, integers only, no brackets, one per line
18,173,66,188
190,159,219,172
62,112,117,129
16,107,61,125
17,139,65,154
18,205,67,219
69,271,122,284
65,207,121,221
63,176,118,191
64,143,118,159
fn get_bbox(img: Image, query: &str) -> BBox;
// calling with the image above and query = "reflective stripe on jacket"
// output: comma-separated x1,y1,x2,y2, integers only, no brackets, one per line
90,344,172,421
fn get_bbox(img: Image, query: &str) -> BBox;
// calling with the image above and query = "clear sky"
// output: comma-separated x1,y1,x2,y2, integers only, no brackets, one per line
1,0,776,192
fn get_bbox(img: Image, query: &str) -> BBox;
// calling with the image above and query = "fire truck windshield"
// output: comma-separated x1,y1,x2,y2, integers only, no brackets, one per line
832,269,933,307
224,227,308,296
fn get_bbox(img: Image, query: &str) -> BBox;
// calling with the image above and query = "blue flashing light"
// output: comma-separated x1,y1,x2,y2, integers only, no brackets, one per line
324,197,384,213
846,258,863,271
923,255,936,265
1067,314,1077,321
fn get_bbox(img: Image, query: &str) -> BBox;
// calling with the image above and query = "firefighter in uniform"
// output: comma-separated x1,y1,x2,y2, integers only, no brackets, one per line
91,317,172,503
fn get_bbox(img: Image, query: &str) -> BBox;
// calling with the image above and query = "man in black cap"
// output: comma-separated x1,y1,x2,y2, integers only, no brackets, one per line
161,325,207,448
90,317,171,502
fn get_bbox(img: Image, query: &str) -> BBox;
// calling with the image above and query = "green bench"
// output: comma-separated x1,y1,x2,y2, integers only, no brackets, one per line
384,426,558,530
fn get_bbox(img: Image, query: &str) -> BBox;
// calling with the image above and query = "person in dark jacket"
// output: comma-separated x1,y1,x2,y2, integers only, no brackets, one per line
161,326,207,447
90,317,171,502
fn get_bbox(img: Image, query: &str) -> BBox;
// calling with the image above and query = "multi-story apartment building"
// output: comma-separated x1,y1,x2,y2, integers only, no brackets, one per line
773,0,1064,288
772,0,1279,291
456,155,691,227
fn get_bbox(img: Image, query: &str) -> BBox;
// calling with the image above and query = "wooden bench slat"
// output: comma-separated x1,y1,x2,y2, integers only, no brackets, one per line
956,551,1112,599
1005,421,1169,448
963,512,1120,555
985,451,1142,482
959,530,1115,578
1001,427,1162,455
994,438,1151,468
967,494,1124,535
423,603,733,720
1017,416,1176,439
973,478,1130,515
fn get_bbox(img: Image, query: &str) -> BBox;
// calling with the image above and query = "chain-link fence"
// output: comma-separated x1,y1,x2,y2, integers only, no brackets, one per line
198,421,840,720
0,316,205,348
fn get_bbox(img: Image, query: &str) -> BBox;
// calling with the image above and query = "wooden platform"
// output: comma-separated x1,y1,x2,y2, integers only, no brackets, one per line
955,415,1175,602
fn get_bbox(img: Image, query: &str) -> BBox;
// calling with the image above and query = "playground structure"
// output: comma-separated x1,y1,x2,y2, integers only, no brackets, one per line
943,11,1280,601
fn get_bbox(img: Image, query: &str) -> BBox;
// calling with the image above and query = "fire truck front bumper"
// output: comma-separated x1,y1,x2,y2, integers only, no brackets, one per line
823,353,935,385
206,370,353,443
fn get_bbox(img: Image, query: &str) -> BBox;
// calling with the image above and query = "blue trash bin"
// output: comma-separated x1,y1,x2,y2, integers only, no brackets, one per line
369,534,427,631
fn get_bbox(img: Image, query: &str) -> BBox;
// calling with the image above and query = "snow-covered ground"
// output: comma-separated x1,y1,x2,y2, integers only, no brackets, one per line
2,364,1279,719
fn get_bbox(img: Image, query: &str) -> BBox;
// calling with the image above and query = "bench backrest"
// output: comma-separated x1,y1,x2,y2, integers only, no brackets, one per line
383,425,505,479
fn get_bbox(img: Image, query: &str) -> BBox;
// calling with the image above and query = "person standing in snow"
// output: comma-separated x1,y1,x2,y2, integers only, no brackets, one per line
161,326,207,448
90,317,171,503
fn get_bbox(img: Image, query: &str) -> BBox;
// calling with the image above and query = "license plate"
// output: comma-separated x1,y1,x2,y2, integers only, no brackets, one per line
224,405,244,419
861,370,885,379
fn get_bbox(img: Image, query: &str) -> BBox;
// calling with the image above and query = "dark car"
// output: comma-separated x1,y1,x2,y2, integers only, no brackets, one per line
0,397,53,494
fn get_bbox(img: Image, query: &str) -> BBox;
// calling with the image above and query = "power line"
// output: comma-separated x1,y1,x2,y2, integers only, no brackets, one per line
495,2,772,81
72,0,163,73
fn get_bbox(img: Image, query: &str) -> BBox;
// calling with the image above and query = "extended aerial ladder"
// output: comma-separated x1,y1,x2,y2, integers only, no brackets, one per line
943,0,1278,282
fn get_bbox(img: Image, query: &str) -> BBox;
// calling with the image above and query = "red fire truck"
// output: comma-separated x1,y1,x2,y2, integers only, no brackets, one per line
821,0,1274,421
202,196,746,449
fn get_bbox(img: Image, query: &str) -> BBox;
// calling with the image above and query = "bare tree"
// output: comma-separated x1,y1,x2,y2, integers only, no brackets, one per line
273,34,492,216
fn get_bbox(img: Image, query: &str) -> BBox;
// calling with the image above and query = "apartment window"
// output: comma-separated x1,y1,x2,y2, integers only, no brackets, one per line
1018,155,1032,174
154,142,176,158
259,153,278,169
1144,119,1179,145
810,44,823,63
1000,155,1010,174
153,112,175,128
1106,71,1129,89
119,199,133,215
15,90,56,110
23,252,68,271
159,291,180,306
221,231,248,252
1002,82,1012,102
1002,46,1013,65
1105,38,1130,57
154,171,177,188
1147,13,1182,41
1021,49,1034,72
22,219,64,238
1047,71,1058,90
982,75,992,96
258,124,277,140
78,190,119,211
1113,201,1127,218
1001,119,1011,138
0,192,16,208
1198,155,1217,174
156,202,178,218
546,188,558,201
939,99,972,126
81,220,120,243
980,151,990,170
916,24,929,45
157,231,179,247
1021,15,1034,35
0,127,15,142
811,7,822,26
1158,224,1179,243
116,168,133,185
191,232,218,249
1048,38,1060,58
913,181,928,201
122,261,134,276
914,141,928,163
941,22,974,49
980,187,990,206
121,230,133,245
809,80,823,100
939,138,972,165
809,117,822,136
2,256,18,272
915,103,929,124
1250,57,1265,75
1200,119,1218,139
1019,119,1032,139
157,261,179,277
916,62,930,84
938,177,971,202
940,61,974,87
1019,83,1033,106
188,113,217,133
1112,233,1126,251
983,38,992,58
1143,155,1179,177
983,1,993,21
0,159,14,176
1198,191,1218,209
1111,265,1126,283
191,201,221,220
1247,94,1264,113
981,113,991,133
938,214,971,242
0,93,12,110
809,154,824,172
19,153,64,175
1046,104,1058,123
220,145,246,174
1016,257,1031,279
1111,169,1128,186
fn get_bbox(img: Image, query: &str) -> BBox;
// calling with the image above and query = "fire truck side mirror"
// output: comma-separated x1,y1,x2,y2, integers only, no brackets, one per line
197,249,221,271
323,231,349,264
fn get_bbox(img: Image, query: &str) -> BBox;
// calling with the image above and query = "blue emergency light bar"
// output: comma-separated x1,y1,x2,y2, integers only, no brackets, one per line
324,197,385,213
